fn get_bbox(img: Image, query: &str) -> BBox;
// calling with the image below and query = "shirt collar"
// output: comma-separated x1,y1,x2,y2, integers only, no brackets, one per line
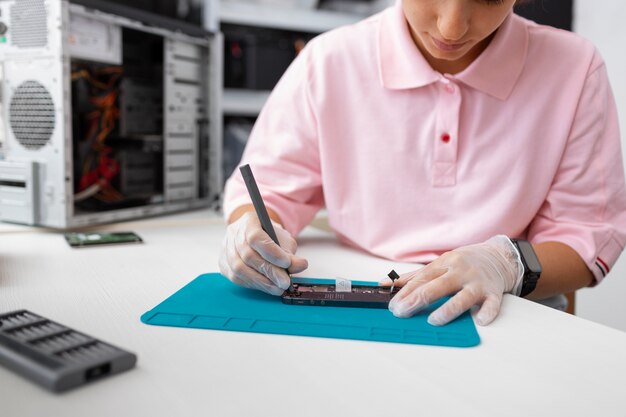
378,2,529,100
378,2,439,90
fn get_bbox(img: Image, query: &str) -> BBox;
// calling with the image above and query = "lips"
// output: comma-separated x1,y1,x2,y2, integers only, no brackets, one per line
430,35,468,52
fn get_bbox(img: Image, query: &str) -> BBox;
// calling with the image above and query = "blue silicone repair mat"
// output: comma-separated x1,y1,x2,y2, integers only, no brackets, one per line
141,273,480,347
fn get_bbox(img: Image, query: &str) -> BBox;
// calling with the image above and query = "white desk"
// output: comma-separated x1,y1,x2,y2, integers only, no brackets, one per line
1,209,625,417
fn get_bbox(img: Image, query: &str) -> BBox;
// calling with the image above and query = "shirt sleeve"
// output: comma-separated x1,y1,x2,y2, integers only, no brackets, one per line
222,43,324,237
527,50,626,282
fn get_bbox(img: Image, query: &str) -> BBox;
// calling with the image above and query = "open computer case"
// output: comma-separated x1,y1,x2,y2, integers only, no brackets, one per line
0,0,223,227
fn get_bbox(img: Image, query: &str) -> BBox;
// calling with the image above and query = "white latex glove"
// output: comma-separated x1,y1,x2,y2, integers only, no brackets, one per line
219,212,308,295
381,235,523,326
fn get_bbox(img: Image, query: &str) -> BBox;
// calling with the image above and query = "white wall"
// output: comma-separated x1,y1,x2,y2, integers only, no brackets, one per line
574,1,626,332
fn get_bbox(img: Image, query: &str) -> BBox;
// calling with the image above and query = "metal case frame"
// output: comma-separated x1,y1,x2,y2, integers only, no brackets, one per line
0,0,222,228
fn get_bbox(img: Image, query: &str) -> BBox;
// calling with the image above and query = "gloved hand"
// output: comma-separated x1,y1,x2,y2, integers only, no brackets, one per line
219,212,308,295
381,235,523,326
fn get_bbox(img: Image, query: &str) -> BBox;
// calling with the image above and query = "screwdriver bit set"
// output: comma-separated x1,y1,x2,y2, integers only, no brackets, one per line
0,310,136,392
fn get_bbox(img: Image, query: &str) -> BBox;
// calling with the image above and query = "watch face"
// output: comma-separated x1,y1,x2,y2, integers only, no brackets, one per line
517,240,542,272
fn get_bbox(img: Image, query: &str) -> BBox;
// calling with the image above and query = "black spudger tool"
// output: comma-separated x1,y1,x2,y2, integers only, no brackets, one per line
240,164,295,293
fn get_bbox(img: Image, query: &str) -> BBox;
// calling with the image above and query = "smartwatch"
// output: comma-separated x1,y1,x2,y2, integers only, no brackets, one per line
510,239,542,297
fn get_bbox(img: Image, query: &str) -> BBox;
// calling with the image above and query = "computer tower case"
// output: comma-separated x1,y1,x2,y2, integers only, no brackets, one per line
0,0,222,227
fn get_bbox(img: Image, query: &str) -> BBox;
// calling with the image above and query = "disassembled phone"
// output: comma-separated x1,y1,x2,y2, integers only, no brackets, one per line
281,282,400,309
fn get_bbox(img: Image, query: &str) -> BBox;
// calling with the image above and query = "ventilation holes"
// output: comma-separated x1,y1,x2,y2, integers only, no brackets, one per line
9,80,55,150
10,0,48,48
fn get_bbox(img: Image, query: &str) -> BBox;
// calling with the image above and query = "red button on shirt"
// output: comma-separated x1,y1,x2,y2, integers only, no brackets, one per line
441,133,451,143
445,84,455,94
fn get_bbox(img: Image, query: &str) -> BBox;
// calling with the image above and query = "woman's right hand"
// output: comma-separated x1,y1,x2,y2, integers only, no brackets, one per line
219,212,308,295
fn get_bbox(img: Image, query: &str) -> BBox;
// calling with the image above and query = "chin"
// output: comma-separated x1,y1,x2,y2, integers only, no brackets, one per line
428,48,466,61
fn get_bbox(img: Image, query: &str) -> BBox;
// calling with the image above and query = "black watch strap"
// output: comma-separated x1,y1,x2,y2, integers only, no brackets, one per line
511,239,542,297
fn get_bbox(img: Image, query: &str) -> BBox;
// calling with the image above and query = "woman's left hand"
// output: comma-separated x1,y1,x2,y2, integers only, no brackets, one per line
381,236,523,326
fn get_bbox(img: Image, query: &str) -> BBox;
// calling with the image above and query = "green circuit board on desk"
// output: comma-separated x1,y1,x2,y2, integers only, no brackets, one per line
64,231,143,247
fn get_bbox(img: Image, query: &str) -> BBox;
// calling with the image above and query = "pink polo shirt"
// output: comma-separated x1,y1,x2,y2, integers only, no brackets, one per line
223,3,626,282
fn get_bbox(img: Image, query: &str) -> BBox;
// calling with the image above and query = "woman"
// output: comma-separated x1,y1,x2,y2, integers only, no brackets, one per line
219,0,626,326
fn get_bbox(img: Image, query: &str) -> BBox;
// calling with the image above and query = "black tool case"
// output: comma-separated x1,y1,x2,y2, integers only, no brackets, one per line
0,310,137,392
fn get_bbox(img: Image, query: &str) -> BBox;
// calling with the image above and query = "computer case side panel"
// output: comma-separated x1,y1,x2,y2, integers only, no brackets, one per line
0,0,71,227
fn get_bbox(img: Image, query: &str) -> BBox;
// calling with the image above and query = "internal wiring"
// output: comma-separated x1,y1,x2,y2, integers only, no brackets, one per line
72,65,123,203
